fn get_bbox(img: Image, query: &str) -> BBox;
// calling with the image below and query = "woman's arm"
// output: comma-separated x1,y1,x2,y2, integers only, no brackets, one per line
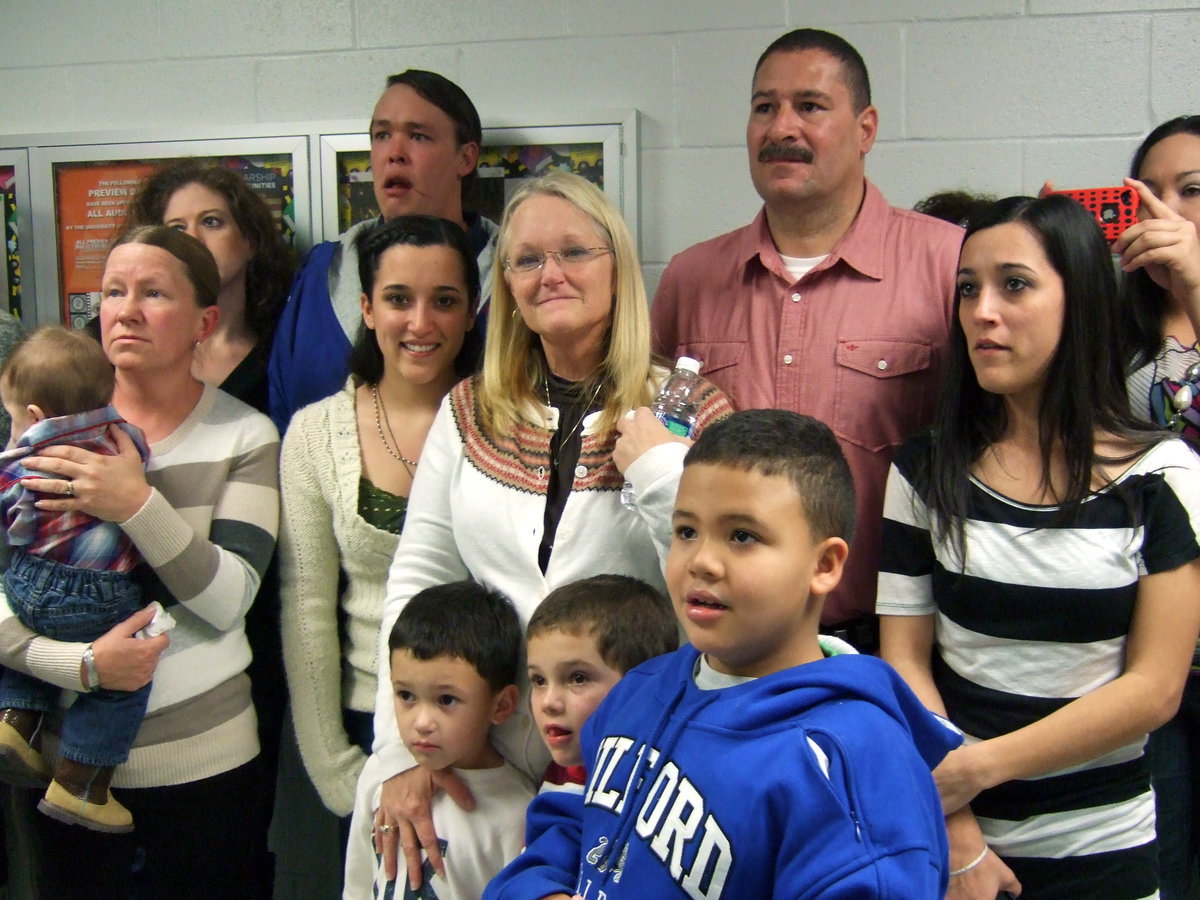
937,557,1200,814
371,396,473,886
878,454,1021,899
27,413,280,632
278,408,365,816
615,382,734,565
881,615,1024,900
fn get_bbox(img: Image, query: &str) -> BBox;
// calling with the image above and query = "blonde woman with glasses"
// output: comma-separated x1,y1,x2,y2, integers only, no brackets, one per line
360,172,732,893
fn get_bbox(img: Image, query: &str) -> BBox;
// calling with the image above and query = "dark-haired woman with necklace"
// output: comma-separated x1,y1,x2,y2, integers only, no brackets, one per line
879,195,1200,900
278,215,479,824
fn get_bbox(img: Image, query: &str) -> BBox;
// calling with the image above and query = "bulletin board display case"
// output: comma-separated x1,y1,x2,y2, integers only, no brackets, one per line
316,110,640,249
0,149,33,320
29,135,310,328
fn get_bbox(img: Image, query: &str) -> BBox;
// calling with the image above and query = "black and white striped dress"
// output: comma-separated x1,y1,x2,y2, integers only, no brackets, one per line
878,432,1200,900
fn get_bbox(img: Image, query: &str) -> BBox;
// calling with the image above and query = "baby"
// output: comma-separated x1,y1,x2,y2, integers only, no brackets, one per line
0,325,156,833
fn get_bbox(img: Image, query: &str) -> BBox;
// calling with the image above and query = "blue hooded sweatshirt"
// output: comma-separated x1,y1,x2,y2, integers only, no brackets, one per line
486,644,961,900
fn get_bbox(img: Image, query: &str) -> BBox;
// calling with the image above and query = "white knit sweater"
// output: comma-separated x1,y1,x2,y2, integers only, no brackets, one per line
371,373,733,784
279,379,400,815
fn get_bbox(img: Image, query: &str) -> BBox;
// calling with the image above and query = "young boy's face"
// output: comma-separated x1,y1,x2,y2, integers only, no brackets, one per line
527,628,623,769
667,462,846,678
390,649,515,771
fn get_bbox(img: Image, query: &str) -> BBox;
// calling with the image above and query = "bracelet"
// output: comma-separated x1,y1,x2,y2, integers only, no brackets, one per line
950,845,989,877
81,645,100,693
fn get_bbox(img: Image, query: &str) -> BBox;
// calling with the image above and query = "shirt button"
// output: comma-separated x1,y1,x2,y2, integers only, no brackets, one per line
791,292,802,302
876,359,888,371
574,464,587,479
536,465,546,478
783,354,794,365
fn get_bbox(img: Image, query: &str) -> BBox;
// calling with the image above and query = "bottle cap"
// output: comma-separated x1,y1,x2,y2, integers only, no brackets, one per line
675,356,701,374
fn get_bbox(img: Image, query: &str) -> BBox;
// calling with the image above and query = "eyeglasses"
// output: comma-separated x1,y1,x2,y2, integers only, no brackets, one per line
503,246,613,274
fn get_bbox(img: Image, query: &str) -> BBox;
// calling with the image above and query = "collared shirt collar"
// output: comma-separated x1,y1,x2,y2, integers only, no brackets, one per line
740,179,891,284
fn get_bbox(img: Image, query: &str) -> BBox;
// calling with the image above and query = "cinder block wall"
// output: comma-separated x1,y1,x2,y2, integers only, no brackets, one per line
2,0,1197,295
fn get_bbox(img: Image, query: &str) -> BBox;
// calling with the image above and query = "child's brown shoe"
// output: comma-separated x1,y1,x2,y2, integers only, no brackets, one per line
0,708,50,788
37,759,133,833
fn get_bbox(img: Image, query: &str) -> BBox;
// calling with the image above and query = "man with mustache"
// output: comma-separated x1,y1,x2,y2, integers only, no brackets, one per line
651,29,961,653
268,69,495,432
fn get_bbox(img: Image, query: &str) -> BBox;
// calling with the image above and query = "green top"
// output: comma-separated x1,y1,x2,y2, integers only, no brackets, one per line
357,477,407,536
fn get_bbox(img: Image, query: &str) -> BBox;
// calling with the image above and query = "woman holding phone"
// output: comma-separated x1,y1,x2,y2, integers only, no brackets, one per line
1115,115,1200,900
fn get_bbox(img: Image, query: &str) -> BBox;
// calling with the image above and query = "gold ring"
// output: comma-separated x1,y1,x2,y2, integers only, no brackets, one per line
377,823,396,834
65,481,74,498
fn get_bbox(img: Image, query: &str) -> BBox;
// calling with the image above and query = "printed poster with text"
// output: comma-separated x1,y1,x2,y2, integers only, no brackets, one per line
54,156,295,327
54,160,158,327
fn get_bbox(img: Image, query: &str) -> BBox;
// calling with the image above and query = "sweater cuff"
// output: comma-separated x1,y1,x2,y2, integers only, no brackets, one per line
120,487,193,568
25,636,88,692
625,441,688,494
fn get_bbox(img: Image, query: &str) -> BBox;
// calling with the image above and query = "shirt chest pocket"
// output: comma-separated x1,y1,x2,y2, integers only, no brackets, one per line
832,338,937,452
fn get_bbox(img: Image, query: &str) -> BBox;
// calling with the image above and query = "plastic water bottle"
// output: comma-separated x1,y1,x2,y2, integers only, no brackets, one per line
620,356,703,508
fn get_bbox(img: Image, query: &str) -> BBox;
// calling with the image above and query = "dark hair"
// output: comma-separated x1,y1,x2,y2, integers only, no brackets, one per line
914,190,996,230
388,581,520,692
754,29,871,113
929,195,1168,554
349,215,482,384
125,159,293,347
1123,115,1200,370
109,225,220,309
684,409,856,543
1,325,113,417
527,575,677,675
384,70,482,201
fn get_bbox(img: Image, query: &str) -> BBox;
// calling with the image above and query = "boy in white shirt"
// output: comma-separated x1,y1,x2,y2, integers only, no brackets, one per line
345,581,534,899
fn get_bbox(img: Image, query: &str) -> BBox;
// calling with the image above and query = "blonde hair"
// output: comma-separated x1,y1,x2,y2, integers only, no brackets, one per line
1,325,114,417
478,172,653,435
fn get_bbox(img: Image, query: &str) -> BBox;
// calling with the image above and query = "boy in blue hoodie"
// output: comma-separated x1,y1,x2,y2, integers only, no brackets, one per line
486,409,961,900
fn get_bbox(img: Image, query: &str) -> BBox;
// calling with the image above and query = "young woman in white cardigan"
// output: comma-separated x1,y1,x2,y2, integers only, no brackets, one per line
278,216,480,819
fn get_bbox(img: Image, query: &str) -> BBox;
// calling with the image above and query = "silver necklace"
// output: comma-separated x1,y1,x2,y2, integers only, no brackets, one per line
543,377,603,464
371,384,419,474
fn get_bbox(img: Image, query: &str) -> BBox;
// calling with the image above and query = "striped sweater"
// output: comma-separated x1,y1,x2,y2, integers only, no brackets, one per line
878,432,1200,899
0,384,280,788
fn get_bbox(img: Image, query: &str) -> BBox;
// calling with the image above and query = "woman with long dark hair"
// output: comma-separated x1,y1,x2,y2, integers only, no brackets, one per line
879,195,1200,899
279,215,479,821
1115,115,1200,899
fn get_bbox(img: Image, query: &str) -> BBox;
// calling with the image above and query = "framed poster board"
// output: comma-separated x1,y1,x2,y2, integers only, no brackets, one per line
28,135,309,327
316,110,640,249
0,149,33,319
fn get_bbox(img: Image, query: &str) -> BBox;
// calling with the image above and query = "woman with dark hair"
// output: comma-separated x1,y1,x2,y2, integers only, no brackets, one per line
878,196,1200,899
126,158,293,412
3,225,279,897
1119,117,1200,438
278,215,479,828
1114,115,1200,900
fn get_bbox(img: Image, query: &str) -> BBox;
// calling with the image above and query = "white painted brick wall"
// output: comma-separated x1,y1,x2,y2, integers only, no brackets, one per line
2,0,1196,271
